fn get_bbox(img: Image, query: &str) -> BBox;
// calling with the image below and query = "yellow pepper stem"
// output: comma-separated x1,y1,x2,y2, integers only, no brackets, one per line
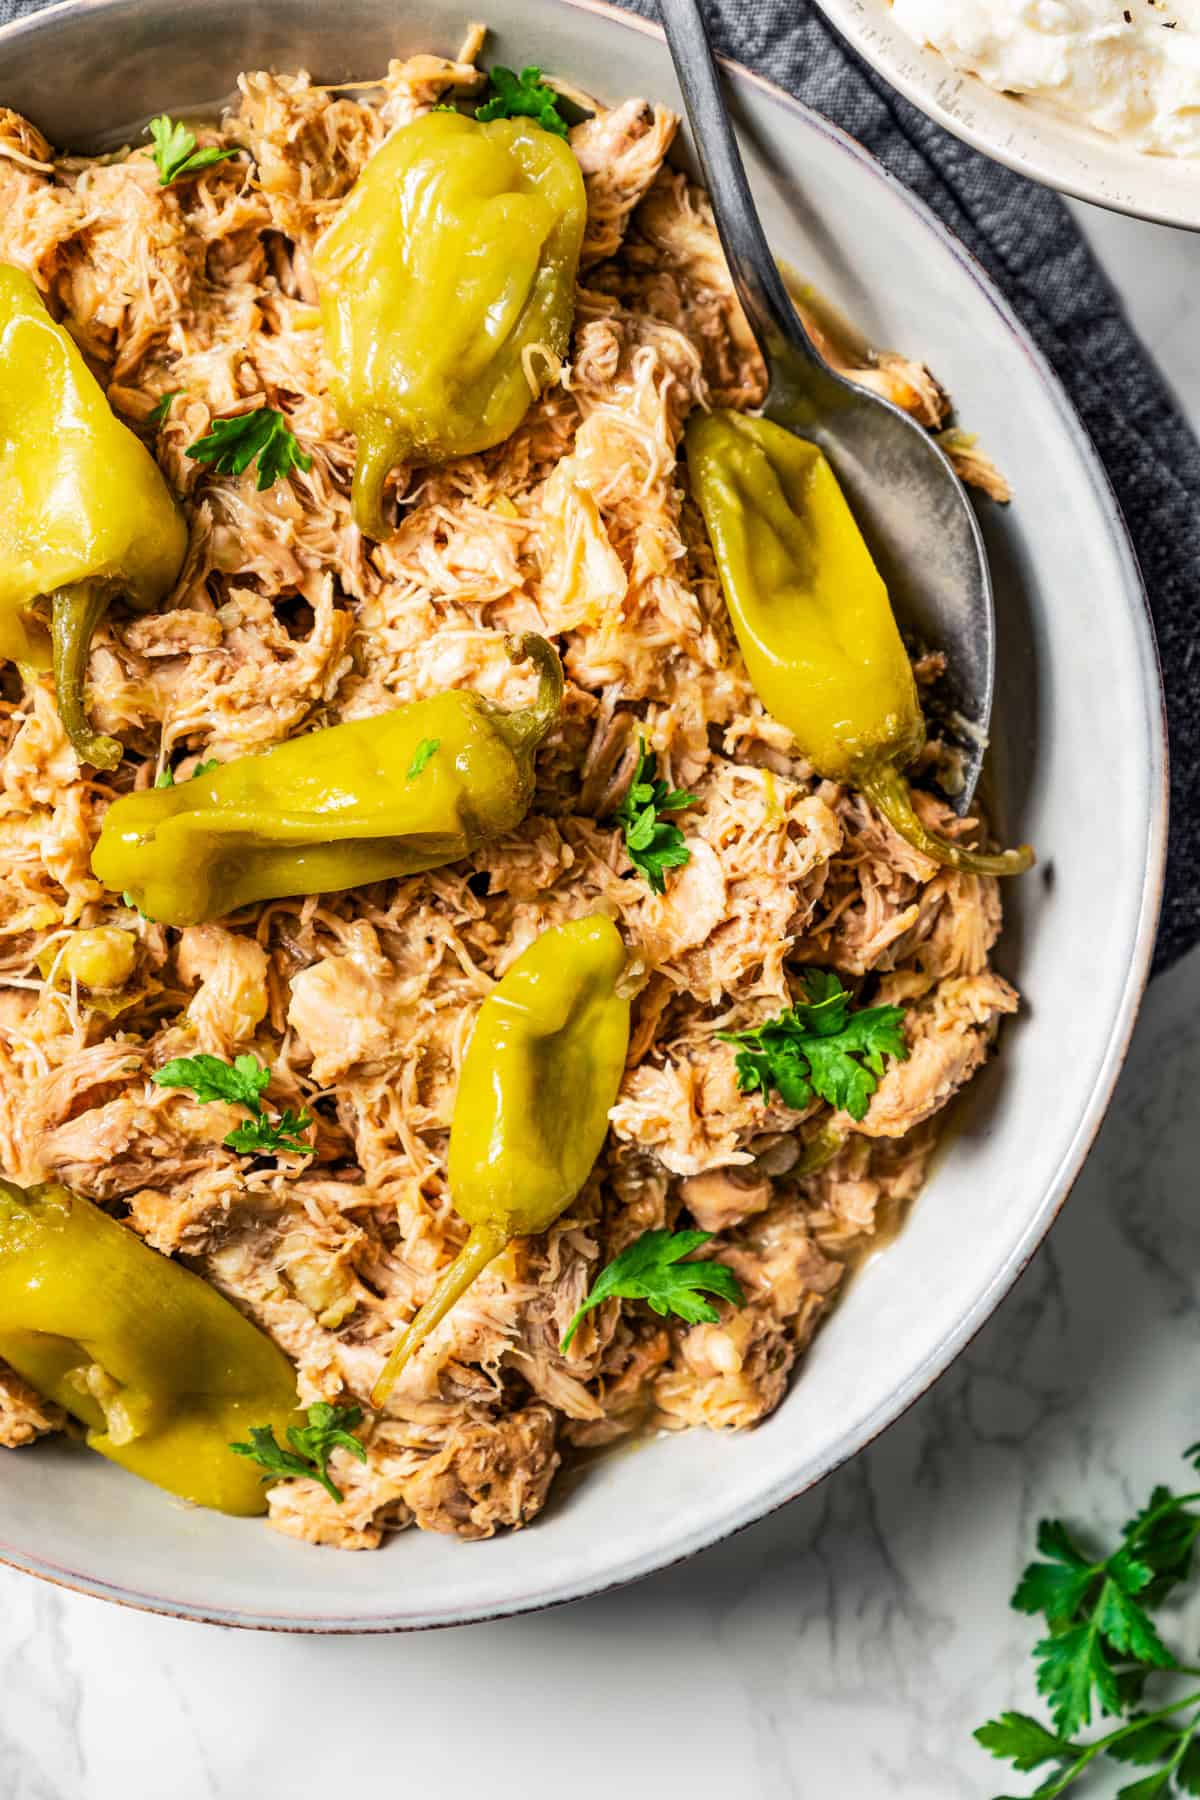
857,759,1034,879
492,632,565,756
350,418,401,541
370,1219,508,1408
50,579,122,770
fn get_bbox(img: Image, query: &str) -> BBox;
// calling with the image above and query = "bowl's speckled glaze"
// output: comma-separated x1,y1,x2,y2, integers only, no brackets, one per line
0,0,1167,1631
815,0,1200,230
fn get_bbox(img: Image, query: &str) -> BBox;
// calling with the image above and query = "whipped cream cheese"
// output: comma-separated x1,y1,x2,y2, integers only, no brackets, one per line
891,0,1200,156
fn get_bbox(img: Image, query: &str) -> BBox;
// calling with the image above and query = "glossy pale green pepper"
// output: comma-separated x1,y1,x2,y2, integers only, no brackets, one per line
0,264,187,769
92,634,563,926
372,915,630,1404
686,410,1033,877
0,1178,299,1515
312,110,586,538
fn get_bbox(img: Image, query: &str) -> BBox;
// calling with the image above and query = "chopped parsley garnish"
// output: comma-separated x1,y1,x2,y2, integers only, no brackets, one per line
223,1108,314,1157
230,1403,368,1504
561,1228,745,1354
477,65,569,137
717,969,908,1122
186,406,313,491
148,114,239,187
153,1051,269,1108
975,1443,1200,1795
148,389,183,426
152,1052,313,1157
609,735,696,894
406,737,440,780
154,757,218,788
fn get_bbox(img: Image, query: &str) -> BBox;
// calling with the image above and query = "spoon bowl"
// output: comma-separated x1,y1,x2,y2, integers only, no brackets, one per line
660,0,994,809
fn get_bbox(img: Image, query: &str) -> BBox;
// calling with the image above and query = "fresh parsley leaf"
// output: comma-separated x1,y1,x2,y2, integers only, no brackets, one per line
224,1106,314,1157
1118,1774,1177,1800
186,406,313,491
1097,1571,1174,1670
148,114,238,187
717,969,908,1122
608,735,696,894
1012,1515,1176,1737
1109,1721,1194,1767
1034,1619,1122,1736
1178,1741,1200,1794
476,65,569,137
974,1712,1078,1774
407,737,440,780
151,1052,312,1157
152,1051,270,1109
560,1228,745,1354
229,1403,368,1504
1127,1486,1200,1604
1014,1520,1103,1626
148,389,183,425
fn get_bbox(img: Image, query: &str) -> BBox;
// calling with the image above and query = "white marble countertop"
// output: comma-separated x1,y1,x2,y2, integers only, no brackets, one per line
2,202,1198,1800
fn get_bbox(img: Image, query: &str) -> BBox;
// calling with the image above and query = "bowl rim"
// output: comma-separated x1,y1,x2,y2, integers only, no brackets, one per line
0,0,1169,1632
813,0,1200,231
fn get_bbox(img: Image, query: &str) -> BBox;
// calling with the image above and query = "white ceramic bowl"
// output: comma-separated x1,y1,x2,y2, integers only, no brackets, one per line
0,0,1167,1630
815,0,1200,229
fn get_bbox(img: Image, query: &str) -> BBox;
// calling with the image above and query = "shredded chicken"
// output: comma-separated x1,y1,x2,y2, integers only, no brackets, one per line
0,1361,67,1447
0,37,1016,1549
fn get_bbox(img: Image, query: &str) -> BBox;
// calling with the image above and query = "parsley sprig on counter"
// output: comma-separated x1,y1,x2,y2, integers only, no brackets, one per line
718,969,908,1121
976,1445,1200,1797
561,1229,745,1353
477,65,569,137
609,736,696,894
187,406,313,491
152,1052,313,1157
148,114,239,187
230,1403,368,1504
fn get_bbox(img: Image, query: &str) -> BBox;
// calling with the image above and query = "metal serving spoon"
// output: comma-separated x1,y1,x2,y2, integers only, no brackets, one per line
659,0,994,810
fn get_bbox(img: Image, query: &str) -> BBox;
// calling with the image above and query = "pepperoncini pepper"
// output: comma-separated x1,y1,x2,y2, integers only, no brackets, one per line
371,914,630,1405
0,1178,299,1515
92,634,563,927
0,265,187,769
686,410,1033,878
312,111,586,538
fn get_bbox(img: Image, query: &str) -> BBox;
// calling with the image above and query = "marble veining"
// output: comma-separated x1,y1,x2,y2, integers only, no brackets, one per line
1,207,1199,1799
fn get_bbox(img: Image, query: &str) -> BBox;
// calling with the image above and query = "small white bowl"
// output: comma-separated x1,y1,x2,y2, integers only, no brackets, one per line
815,0,1200,229
0,0,1168,1630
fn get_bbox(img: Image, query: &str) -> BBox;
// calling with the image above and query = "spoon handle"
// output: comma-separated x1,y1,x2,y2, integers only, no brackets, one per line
658,0,821,371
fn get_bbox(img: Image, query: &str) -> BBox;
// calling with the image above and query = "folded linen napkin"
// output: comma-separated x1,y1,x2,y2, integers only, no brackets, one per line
2,0,1196,968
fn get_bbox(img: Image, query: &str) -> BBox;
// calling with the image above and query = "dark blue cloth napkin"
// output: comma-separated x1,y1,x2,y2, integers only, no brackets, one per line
2,0,1197,969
